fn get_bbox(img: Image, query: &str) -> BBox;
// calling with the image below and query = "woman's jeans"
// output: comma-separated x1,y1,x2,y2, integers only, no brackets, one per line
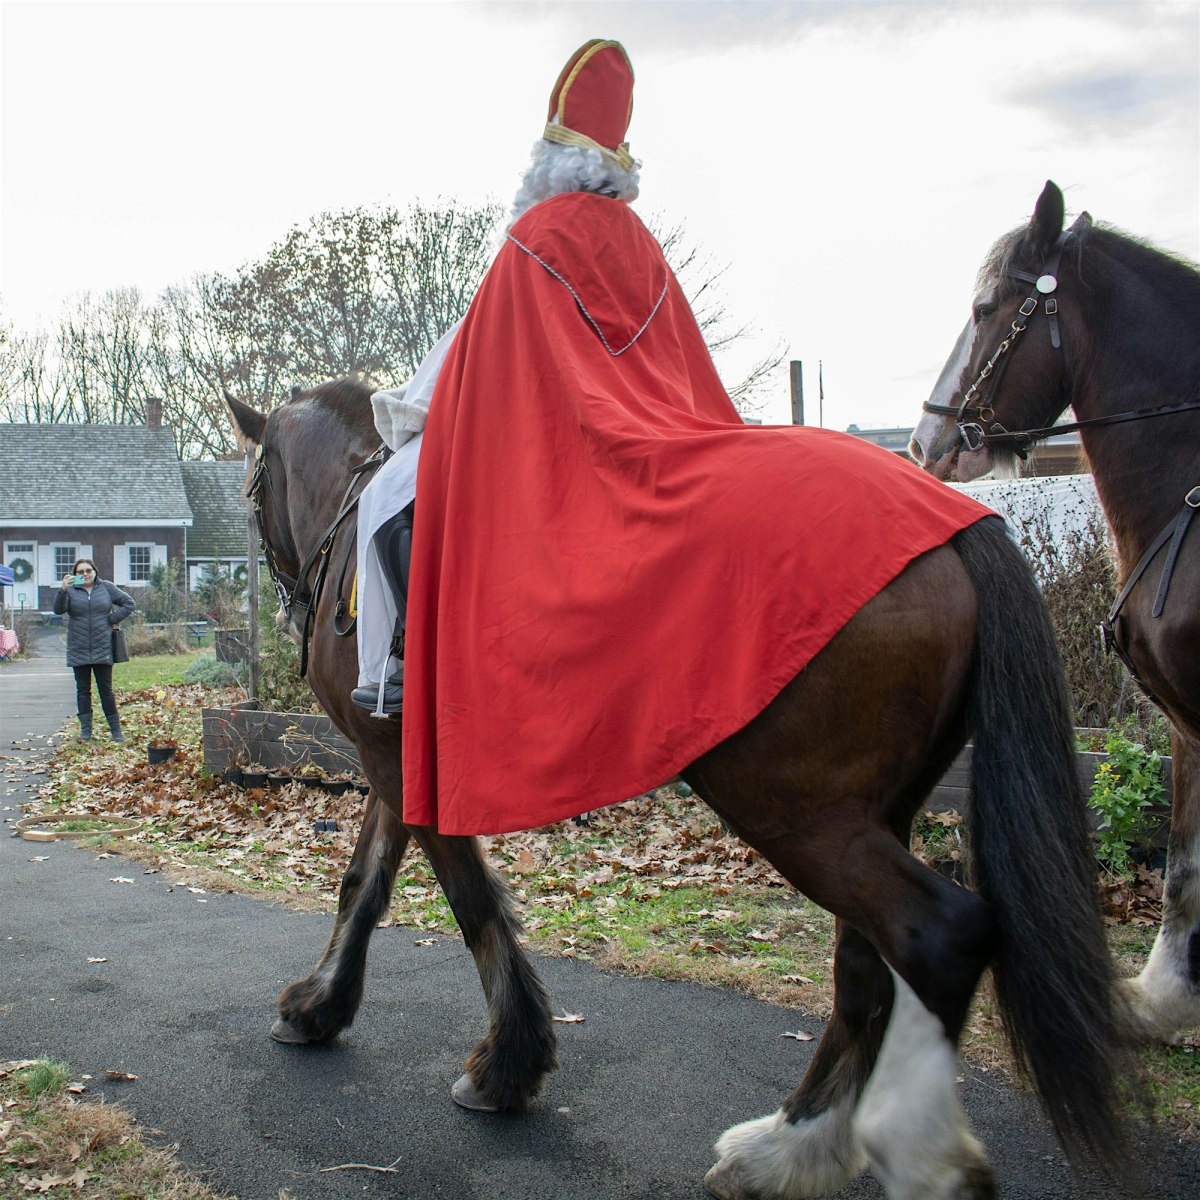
73,664,117,719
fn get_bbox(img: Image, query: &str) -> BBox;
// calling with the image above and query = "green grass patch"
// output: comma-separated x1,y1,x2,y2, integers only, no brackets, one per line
42,817,119,834
1144,1044,1200,1134
11,1059,70,1100
114,650,207,693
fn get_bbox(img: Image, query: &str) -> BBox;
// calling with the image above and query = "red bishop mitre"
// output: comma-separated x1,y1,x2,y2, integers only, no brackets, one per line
543,39,635,172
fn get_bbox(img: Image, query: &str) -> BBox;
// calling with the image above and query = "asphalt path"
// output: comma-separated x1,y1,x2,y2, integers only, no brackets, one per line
2,628,1197,1199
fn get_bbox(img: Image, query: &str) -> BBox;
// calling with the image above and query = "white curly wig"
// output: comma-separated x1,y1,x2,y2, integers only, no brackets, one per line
509,130,641,228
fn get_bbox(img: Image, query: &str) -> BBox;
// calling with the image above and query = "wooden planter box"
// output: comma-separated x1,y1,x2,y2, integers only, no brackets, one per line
202,704,1173,843
927,745,1173,843
202,703,361,777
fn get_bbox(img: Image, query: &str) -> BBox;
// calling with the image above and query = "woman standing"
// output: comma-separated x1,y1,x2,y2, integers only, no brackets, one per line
52,559,135,741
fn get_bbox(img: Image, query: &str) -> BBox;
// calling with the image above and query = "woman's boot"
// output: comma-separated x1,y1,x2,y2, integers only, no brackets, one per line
106,713,124,743
78,714,92,741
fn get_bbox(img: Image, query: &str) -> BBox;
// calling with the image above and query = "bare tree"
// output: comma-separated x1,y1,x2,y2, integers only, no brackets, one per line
0,327,73,422
654,218,786,412
50,289,154,424
2,197,783,443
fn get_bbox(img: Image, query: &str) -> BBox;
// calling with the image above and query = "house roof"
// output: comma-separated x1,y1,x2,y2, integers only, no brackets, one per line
0,424,192,522
180,461,252,559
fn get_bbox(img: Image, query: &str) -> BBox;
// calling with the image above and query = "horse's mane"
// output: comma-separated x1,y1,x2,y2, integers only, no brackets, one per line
293,377,379,440
980,220,1199,297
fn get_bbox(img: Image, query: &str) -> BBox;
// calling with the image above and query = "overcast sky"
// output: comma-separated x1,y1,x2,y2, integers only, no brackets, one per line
1,0,1197,431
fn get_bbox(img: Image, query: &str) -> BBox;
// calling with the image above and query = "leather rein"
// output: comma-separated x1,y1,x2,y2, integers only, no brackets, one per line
921,231,1200,685
246,443,389,678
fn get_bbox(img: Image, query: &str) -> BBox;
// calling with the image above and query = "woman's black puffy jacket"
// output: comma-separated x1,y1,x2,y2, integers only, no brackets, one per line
52,579,136,667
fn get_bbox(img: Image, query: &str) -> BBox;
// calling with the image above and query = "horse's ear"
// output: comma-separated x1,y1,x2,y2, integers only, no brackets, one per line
225,390,267,448
1028,181,1065,256
1069,210,1094,234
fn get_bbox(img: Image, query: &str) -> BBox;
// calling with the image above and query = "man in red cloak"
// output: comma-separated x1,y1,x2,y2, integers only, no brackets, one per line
399,39,991,835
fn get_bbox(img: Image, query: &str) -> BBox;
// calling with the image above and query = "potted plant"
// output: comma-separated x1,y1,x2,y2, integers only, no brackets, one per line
146,692,188,765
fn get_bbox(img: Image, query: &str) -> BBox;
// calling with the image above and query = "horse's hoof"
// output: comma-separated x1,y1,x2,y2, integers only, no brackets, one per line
270,1017,315,1044
452,1072,500,1112
703,1160,756,1200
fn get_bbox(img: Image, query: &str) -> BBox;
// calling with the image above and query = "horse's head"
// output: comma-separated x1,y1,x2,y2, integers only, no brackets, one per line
910,181,1091,482
226,381,378,640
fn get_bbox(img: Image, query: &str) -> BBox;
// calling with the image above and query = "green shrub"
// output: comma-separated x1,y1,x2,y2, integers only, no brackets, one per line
1110,706,1173,757
195,563,247,628
183,652,242,687
1089,732,1164,875
138,559,186,624
253,602,318,712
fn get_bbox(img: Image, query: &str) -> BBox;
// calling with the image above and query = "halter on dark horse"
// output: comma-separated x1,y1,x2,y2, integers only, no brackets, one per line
911,179,1200,1047
227,378,1132,1199
242,424,389,676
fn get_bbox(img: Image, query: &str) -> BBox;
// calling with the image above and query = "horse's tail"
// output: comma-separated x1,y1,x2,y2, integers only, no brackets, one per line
952,517,1130,1174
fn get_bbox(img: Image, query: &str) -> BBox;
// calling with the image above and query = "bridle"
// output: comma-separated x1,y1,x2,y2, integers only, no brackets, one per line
922,231,1200,457
923,228,1200,690
922,232,1072,459
246,442,389,677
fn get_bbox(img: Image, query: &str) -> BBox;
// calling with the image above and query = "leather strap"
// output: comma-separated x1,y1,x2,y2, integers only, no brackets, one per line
1153,485,1200,617
1103,484,1200,704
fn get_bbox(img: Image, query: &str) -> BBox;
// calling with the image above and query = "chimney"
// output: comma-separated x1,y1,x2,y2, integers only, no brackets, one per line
146,397,163,428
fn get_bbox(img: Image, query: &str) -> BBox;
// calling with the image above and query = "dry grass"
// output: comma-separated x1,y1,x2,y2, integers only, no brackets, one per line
0,1060,231,1199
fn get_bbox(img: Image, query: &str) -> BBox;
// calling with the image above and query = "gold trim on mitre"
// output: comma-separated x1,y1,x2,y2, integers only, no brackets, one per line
542,122,635,172
543,38,635,173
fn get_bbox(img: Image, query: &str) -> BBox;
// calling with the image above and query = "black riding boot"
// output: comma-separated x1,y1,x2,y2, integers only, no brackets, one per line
351,505,413,716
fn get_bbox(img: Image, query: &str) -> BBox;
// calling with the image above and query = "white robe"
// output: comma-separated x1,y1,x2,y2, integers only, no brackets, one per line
355,321,462,689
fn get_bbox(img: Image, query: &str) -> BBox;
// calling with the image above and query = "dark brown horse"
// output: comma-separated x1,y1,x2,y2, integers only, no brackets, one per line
227,382,1129,1200
910,180,1200,1048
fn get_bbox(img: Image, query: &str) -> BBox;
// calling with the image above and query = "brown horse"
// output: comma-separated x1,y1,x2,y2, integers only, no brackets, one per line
910,180,1200,1048
227,382,1129,1200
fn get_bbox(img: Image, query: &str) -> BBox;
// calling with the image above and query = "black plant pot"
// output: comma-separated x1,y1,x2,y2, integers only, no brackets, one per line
148,744,178,765
320,779,352,796
267,773,292,788
1130,846,1168,873
222,767,244,787
241,770,269,789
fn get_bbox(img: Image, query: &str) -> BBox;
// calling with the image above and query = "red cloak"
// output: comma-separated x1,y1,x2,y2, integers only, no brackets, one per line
403,192,992,834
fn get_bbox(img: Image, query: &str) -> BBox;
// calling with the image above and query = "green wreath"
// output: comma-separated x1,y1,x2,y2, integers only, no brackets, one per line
8,557,32,583
233,562,248,584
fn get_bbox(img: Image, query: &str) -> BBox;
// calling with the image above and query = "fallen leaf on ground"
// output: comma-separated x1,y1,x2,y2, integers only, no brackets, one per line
19,1169,89,1192
553,1011,585,1023
104,1070,138,1082
782,1030,815,1041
